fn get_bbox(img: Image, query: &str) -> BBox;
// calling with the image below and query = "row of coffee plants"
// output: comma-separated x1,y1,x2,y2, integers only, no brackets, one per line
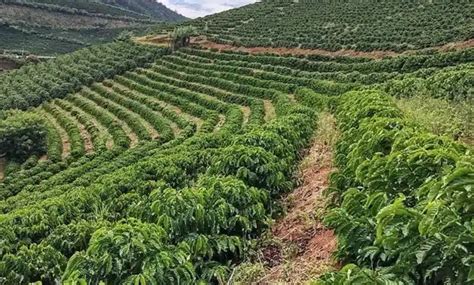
0,90,318,283
182,47,473,75
313,89,472,284
0,45,471,283
383,63,474,101
0,41,165,110
194,0,473,51
2,46,471,203
179,48,473,98
0,46,284,210
2,46,471,193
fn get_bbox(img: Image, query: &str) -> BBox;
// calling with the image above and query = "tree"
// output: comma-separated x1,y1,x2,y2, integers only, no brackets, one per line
170,26,198,50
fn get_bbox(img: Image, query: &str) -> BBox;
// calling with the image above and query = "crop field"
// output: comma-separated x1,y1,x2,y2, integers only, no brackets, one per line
0,38,472,283
0,0,184,55
0,0,473,284
195,0,474,51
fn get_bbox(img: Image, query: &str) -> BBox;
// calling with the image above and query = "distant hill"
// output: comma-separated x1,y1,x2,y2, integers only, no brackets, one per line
192,0,474,52
100,0,186,21
0,0,186,55
1,0,186,21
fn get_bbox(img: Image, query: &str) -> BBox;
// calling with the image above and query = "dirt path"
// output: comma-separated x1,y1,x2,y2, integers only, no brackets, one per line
53,102,95,154
0,157,6,181
242,106,251,125
263,100,276,122
233,113,340,284
191,37,474,60
134,34,170,47
77,122,94,153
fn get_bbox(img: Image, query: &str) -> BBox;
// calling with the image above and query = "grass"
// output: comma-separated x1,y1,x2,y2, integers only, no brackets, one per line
396,95,474,145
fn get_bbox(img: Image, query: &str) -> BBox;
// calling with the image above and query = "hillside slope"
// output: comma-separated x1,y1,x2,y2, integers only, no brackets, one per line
2,0,186,21
0,0,472,284
193,0,474,52
0,0,185,55
0,42,472,283
101,0,186,21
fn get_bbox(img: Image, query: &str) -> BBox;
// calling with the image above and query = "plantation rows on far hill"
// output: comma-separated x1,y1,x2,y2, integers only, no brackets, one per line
194,0,474,51
0,0,184,55
0,40,472,283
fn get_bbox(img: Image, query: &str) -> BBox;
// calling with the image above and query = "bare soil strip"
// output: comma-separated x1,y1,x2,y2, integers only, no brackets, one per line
263,100,276,122
77,122,94,153
251,113,340,284
53,102,95,154
214,114,226,132
242,106,251,125
134,35,170,47
190,37,474,60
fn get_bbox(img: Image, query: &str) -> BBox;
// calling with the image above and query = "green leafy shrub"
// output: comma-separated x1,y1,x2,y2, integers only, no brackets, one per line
0,112,47,161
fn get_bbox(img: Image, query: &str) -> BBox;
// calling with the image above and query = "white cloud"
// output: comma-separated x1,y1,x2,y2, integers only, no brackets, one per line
159,0,257,19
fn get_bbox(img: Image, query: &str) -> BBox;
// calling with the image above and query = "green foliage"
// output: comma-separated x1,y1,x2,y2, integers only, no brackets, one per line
315,264,412,285
0,41,165,110
384,64,474,101
62,219,195,283
320,90,473,284
396,95,474,142
0,112,47,161
0,66,318,283
193,0,474,51
0,39,471,285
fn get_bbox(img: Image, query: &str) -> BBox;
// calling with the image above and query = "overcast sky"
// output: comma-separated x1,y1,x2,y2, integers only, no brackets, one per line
159,0,257,19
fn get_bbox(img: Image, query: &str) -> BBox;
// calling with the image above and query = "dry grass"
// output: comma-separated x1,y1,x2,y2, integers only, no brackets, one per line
231,113,340,284
264,100,276,122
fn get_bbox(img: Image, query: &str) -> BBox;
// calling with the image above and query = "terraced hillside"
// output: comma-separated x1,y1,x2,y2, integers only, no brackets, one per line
0,37,472,282
0,0,185,55
194,0,474,51
0,41,165,110
2,0,186,21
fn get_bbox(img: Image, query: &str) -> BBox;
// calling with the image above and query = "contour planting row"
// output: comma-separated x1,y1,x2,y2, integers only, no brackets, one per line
313,90,473,284
194,0,474,51
0,91,317,283
2,46,472,189
178,48,474,99
0,41,166,110
0,50,292,197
